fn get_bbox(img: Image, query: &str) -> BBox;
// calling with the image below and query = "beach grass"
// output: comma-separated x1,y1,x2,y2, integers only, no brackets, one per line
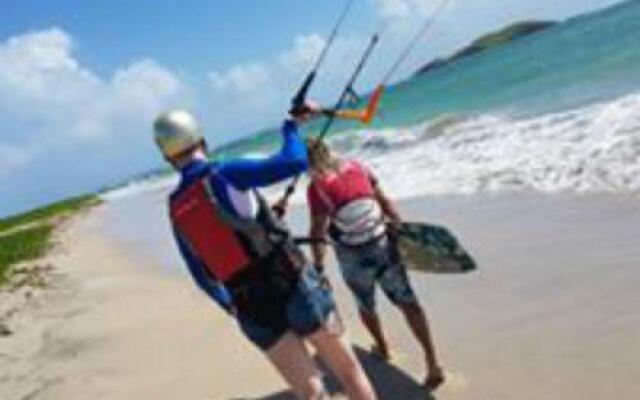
0,195,98,233
0,195,100,284
0,225,54,283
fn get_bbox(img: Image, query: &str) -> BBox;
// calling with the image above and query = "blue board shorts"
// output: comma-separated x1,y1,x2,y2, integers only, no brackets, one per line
235,266,337,351
335,236,418,314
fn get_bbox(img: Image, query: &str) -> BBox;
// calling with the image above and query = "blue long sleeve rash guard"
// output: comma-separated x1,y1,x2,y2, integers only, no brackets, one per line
170,120,307,313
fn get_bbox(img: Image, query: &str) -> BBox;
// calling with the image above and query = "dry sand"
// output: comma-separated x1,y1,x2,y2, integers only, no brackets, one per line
1,192,640,400
0,206,287,400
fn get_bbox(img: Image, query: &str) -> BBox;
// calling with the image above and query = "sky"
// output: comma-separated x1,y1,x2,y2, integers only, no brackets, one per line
0,0,625,217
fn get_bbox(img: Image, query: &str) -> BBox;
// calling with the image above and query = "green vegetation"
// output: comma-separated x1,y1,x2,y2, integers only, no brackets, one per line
0,225,53,283
0,194,98,232
0,195,100,284
417,20,556,75
470,21,556,50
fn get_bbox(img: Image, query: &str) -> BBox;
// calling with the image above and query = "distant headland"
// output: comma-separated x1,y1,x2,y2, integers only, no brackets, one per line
416,20,557,75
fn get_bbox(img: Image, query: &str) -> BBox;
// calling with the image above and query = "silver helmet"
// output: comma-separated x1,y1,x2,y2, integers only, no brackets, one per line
153,110,204,158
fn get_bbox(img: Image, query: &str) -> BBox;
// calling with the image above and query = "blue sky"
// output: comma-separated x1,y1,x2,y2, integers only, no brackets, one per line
0,0,625,217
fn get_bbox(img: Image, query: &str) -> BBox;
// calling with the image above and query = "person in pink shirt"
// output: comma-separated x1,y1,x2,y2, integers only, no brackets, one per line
306,138,445,390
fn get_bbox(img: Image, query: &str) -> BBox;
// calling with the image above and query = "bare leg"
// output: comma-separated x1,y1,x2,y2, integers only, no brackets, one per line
398,302,444,390
266,332,328,399
358,310,391,361
308,317,378,400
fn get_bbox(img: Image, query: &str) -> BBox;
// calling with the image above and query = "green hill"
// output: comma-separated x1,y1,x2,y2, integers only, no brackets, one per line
416,20,556,75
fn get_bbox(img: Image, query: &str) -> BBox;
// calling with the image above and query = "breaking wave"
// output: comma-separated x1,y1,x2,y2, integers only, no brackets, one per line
100,175,178,201
328,91,640,198
103,91,640,204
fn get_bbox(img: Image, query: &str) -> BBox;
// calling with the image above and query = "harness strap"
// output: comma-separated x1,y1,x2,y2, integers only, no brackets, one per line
201,177,273,258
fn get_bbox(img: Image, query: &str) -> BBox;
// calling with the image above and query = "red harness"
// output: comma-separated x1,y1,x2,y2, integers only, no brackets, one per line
170,179,251,282
311,160,375,213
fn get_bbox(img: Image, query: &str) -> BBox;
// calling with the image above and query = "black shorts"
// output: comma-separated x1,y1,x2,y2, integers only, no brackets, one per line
235,266,336,350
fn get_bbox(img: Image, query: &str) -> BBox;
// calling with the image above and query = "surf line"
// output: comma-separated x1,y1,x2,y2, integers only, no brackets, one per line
274,0,452,217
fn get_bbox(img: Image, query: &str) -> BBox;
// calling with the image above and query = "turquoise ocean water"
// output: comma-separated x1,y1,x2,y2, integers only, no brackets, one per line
101,0,640,272
219,0,640,157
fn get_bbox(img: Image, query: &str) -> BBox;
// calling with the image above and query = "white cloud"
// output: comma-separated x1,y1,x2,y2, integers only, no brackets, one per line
104,59,185,133
202,32,377,135
206,32,336,104
0,28,188,174
376,0,412,18
113,59,182,101
206,61,282,135
208,62,270,94
279,33,327,72
373,0,438,19
204,33,333,134
0,28,100,114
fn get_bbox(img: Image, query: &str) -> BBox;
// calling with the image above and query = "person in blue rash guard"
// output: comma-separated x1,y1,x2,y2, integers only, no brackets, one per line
153,108,377,400
170,119,307,312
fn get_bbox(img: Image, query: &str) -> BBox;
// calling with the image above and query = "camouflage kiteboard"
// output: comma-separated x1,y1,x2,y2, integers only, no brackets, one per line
393,222,477,274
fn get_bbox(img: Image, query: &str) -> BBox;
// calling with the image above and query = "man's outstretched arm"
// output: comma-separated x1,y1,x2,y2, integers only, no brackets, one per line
218,120,308,190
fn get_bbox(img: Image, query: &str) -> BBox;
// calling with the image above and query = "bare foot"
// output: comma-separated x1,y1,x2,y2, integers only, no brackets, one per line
424,367,445,391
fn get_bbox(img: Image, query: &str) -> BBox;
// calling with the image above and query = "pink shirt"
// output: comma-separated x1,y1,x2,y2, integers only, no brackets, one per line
307,160,376,216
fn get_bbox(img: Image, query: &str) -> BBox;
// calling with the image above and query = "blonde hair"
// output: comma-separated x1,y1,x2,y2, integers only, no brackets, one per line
306,138,340,174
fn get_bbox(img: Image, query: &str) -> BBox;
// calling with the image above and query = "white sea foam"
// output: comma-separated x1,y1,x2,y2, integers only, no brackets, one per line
100,174,178,202
103,91,640,204
327,91,640,199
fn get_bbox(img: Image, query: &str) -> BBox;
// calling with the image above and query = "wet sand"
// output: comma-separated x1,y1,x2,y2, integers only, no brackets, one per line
1,192,639,399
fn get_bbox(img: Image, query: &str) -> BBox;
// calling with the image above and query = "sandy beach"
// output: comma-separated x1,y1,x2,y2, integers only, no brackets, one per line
1,1,639,399
2,192,640,400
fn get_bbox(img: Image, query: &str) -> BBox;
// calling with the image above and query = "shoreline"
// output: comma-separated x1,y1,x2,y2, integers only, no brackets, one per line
2,192,640,399
0,206,289,400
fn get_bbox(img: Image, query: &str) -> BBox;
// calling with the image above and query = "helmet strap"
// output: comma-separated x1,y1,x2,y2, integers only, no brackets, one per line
167,140,207,169
192,148,208,161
